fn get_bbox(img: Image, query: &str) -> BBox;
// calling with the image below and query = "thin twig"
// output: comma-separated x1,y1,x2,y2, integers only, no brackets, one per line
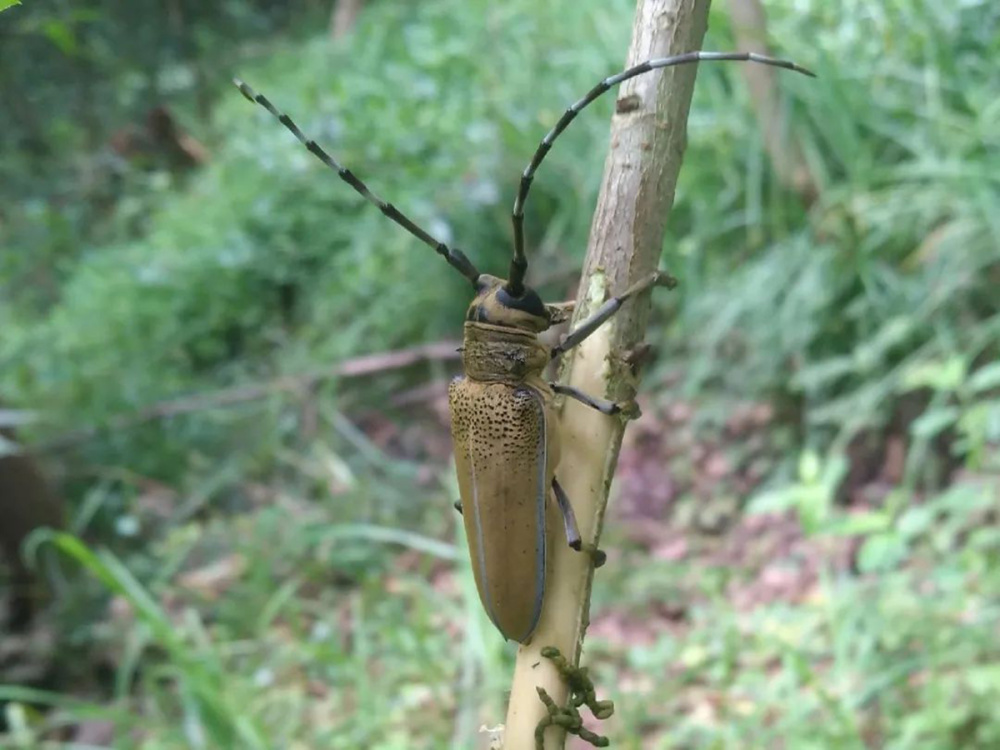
38,341,462,453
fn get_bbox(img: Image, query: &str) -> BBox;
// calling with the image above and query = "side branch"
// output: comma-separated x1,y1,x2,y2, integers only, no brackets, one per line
38,341,462,453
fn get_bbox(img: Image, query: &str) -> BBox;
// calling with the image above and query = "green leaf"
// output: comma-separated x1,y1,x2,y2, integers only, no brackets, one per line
968,362,1000,394
910,406,960,439
0,0,22,12
41,19,77,55
857,532,908,573
900,357,967,393
824,510,892,537
747,488,800,515
897,505,935,540
798,450,822,484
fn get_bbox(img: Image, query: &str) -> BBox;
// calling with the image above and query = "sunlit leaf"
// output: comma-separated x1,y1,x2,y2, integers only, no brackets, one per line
911,406,960,439
968,362,1000,394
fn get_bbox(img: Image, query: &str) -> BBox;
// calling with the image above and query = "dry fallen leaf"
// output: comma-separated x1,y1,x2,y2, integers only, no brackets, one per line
177,553,248,600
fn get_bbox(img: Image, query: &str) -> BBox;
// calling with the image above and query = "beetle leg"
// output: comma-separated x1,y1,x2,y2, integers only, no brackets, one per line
551,270,677,358
552,478,606,568
453,499,462,515
550,383,641,420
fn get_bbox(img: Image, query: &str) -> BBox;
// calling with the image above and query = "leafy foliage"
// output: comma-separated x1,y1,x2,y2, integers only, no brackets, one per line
2,0,999,747
0,0,304,312
2,0,641,479
671,0,1000,446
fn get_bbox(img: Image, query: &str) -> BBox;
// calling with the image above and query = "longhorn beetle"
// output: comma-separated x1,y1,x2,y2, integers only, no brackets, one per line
235,50,814,644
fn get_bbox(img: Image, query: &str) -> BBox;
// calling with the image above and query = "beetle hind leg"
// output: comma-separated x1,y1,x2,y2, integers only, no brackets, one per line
552,477,606,568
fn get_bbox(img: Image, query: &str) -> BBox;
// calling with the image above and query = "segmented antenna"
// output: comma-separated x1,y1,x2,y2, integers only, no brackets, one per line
506,51,816,297
234,78,482,287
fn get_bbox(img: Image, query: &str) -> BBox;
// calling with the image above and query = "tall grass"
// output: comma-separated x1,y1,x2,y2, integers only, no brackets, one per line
2,0,998,747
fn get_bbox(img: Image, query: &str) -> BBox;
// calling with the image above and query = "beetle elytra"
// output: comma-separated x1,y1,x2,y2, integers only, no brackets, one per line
235,50,814,643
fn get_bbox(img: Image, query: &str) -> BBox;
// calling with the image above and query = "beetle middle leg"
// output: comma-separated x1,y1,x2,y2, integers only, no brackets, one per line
550,383,641,420
552,477,606,568
551,270,677,358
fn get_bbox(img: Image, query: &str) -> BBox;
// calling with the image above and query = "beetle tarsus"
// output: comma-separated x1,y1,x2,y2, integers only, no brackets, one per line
582,542,608,568
453,499,462,515
617,398,641,421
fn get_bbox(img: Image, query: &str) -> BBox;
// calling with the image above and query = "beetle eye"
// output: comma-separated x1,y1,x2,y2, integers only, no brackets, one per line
496,286,548,319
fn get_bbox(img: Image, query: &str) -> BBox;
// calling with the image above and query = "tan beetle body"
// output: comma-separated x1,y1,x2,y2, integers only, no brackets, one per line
448,275,563,642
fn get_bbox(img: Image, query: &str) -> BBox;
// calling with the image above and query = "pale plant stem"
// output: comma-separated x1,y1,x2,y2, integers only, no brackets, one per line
501,1,711,748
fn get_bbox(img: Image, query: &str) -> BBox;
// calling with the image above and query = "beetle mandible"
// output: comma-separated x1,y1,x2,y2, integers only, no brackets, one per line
235,50,814,643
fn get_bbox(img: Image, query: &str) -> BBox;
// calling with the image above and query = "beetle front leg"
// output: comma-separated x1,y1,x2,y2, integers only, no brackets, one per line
551,270,677,358
551,383,641,420
552,477,606,568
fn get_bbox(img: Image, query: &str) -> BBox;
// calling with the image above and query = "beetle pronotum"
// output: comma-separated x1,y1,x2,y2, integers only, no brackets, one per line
236,50,814,643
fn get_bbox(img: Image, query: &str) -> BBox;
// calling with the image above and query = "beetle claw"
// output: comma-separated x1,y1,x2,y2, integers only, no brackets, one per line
617,399,641,420
573,541,607,568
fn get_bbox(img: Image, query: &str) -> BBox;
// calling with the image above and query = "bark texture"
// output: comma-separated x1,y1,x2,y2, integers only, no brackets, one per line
502,0,711,747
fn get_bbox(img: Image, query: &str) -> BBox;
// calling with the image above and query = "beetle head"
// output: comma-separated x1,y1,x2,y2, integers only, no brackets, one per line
466,275,551,333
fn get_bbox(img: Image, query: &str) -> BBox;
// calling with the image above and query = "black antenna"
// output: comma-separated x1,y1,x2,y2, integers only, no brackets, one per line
234,78,482,287
507,51,816,296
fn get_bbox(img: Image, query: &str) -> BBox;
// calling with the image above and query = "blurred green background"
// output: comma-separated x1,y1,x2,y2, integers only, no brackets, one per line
1,0,999,747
